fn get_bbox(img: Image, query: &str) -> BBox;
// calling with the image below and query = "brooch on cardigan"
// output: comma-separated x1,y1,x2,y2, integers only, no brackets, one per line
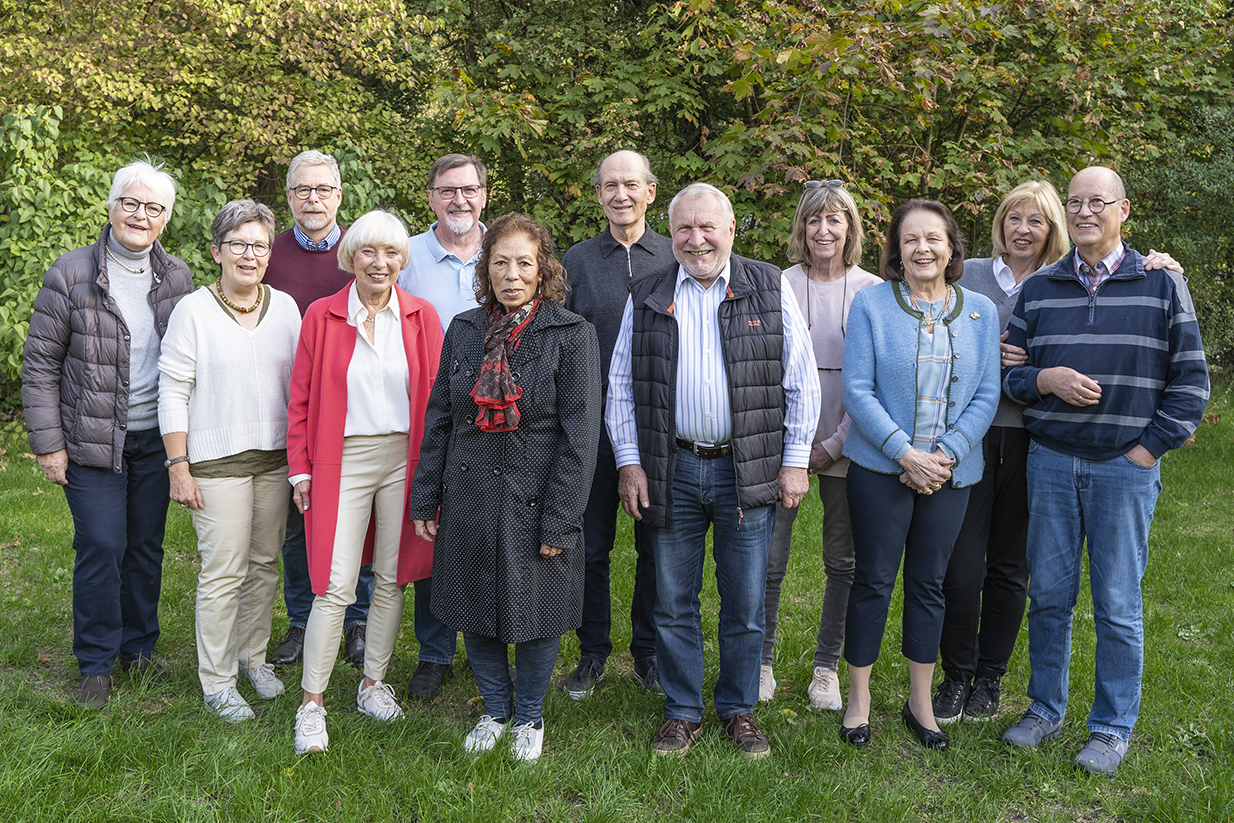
969,312,981,319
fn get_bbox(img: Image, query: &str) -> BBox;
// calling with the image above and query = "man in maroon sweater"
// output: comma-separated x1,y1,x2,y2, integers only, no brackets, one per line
262,150,374,669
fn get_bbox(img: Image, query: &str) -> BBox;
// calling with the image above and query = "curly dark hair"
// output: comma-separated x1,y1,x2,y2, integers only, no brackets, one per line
474,213,568,307
879,199,966,285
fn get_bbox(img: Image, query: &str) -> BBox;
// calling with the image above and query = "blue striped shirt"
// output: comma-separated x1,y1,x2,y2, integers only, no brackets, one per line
606,261,821,470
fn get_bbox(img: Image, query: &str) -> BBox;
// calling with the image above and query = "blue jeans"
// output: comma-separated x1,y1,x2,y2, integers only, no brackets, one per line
647,451,775,723
464,632,560,725
63,428,169,675
577,431,657,664
282,499,456,662
1023,440,1160,741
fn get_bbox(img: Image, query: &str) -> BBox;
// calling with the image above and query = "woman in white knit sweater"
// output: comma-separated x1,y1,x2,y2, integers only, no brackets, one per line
158,200,302,721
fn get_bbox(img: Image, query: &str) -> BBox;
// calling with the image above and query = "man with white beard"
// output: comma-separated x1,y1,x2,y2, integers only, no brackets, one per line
398,154,489,333
395,153,488,698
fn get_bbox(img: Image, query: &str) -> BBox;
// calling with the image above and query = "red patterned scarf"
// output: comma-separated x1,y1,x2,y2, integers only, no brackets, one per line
471,298,539,432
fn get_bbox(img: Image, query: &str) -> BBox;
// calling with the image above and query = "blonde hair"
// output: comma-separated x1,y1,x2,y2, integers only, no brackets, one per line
786,184,864,270
991,180,1070,270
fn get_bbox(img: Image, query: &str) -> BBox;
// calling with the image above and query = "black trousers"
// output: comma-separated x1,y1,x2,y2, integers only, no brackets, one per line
938,427,1030,682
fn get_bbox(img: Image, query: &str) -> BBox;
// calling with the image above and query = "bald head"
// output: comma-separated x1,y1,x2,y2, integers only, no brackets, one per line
1067,166,1129,263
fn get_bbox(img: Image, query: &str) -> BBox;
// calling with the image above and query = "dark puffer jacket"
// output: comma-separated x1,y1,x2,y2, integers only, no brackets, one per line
21,226,193,471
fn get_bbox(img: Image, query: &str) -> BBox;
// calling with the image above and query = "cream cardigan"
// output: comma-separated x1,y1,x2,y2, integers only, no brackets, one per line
157,285,302,463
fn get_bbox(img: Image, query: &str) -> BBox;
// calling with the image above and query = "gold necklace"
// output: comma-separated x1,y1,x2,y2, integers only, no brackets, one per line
105,246,147,274
216,280,263,314
907,285,952,334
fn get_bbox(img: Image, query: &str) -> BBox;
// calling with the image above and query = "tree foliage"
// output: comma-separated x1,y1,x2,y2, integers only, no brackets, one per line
1,0,1233,385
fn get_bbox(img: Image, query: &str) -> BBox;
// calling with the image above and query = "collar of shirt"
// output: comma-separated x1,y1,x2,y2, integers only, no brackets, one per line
426,221,487,264
1073,241,1127,281
992,255,1024,297
675,258,732,296
346,281,401,327
599,225,664,258
293,224,341,252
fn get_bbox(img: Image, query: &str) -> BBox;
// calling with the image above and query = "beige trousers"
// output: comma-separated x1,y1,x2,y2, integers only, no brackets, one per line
191,469,290,695
301,434,408,694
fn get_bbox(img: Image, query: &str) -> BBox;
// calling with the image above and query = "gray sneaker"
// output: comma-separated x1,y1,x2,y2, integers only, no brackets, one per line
1075,732,1129,776
1001,709,1063,749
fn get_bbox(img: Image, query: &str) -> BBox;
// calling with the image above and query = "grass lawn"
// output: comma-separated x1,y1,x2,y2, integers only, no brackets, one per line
0,379,1231,822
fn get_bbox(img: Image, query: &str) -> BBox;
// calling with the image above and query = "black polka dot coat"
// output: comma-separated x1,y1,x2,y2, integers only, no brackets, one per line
409,300,601,644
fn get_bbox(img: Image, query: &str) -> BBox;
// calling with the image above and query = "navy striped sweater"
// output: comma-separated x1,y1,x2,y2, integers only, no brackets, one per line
1002,246,1209,461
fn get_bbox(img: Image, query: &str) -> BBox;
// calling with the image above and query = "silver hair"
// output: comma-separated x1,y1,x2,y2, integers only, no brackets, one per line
210,200,277,248
286,150,341,190
108,158,177,216
336,210,411,274
592,150,659,187
669,182,734,224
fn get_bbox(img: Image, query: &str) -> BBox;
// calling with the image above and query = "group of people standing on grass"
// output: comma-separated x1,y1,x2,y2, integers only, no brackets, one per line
21,146,1208,774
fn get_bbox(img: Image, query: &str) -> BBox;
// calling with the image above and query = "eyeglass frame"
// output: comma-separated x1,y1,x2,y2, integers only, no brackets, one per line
429,184,485,201
114,197,167,218
289,185,340,201
220,240,272,258
804,180,845,190
1065,197,1122,214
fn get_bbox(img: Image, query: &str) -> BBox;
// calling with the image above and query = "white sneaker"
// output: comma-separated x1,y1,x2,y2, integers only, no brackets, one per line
808,666,843,711
758,664,777,702
511,721,544,763
294,701,328,754
463,714,508,753
204,686,255,723
242,663,285,699
357,680,403,722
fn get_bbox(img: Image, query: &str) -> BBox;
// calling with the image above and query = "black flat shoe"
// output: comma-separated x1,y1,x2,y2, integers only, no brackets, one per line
839,722,871,747
902,702,949,750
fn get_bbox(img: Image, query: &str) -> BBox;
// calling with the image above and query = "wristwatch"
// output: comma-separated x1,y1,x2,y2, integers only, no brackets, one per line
164,455,189,468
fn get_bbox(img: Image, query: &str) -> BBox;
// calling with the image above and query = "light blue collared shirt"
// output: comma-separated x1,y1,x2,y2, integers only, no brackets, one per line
606,260,821,470
293,224,341,252
396,222,486,333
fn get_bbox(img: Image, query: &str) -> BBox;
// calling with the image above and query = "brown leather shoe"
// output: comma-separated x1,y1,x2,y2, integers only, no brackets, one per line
74,675,112,709
270,626,305,667
724,713,771,758
652,718,702,756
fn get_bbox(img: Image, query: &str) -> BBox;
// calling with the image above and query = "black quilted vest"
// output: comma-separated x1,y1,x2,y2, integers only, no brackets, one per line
629,255,785,528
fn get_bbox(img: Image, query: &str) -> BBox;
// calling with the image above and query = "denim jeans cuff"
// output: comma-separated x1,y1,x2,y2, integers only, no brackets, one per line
418,654,454,666
343,619,366,631
1088,723,1132,742
664,711,703,725
1028,702,1064,725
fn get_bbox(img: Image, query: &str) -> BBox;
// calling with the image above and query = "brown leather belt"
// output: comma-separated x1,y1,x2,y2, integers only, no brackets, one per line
676,438,733,459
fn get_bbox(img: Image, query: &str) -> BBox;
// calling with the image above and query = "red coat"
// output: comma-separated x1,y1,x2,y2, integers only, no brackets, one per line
287,284,444,594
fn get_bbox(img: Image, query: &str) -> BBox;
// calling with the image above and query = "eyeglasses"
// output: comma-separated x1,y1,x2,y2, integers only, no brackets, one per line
290,185,339,201
1066,197,1121,214
430,185,484,200
222,240,272,257
115,197,166,218
805,180,845,190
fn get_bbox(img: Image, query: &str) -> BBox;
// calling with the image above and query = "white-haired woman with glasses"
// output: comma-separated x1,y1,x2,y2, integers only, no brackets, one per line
759,180,882,711
158,200,302,721
285,210,443,755
21,159,193,709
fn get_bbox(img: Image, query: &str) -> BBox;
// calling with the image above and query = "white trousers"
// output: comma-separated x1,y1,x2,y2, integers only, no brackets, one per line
301,434,408,694
191,469,289,694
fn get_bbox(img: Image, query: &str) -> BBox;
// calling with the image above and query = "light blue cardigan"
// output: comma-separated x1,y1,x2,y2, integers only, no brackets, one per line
841,280,1001,487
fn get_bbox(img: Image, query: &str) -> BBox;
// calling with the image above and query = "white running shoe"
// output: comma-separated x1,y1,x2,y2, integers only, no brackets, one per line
242,663,285,699
511,721,544,763
808,666,843,711
464,714,508,753
294,701,328,754
357,680,404,722
758,664,777,702
204,686,255,723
